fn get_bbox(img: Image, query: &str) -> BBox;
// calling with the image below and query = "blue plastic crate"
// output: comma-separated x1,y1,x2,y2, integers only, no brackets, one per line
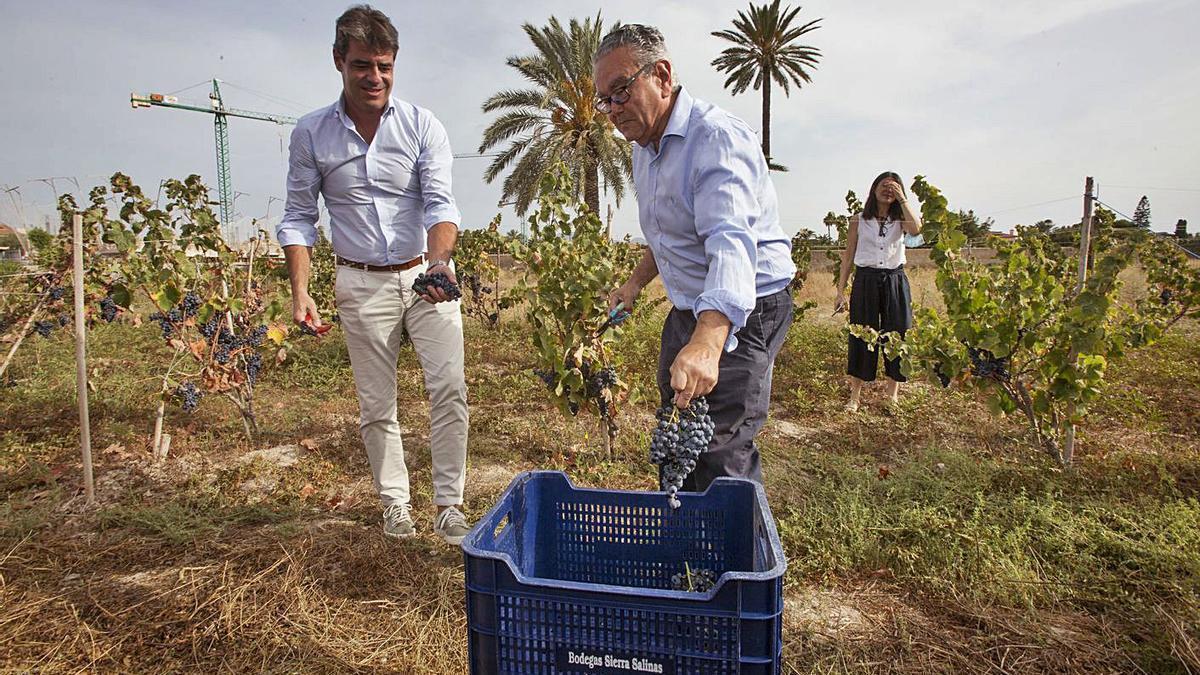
462,470,786,674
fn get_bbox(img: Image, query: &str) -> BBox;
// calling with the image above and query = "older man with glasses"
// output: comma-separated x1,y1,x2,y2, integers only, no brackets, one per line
594,24,796,491
276,5,471,545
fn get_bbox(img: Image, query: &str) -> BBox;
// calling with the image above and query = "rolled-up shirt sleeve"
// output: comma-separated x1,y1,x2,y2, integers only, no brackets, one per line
276,124,321,248
691,126,761,346
417,115,462,230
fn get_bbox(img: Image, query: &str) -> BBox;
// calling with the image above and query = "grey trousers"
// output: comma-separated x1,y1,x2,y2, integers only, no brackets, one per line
335,264,469,508
656,289,793,492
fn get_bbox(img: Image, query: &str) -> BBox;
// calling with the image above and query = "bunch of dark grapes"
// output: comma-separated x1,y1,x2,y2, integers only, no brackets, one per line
933,364,952,388
33,320,55,338
56,314,70,327
213,326,241,365
299,322,319,336
148,312,174,340
174,381,202,413
1160,288,1174,305
243,324,267,349
461,273,481,296
47,286,65,301
99,296,119,323
180,292,201,318
532,368,556,389
199,318,220,339
650,397,715,509
243,353,263,385
670,567,717,593
968,347,1010,382
586,366,618,397
411,273,462,300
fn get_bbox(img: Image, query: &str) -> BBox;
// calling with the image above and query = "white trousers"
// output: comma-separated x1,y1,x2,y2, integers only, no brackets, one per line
335,264,468,507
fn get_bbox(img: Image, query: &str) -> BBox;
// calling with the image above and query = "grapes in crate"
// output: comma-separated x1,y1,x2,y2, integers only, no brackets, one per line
671,566,718,593
649,397,715,509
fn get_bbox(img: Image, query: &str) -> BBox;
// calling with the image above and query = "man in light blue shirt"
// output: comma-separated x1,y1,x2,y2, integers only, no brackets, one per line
595,24,796,491
276,5,471,545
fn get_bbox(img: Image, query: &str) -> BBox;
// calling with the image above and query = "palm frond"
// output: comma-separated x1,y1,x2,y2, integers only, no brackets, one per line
479,13,631,216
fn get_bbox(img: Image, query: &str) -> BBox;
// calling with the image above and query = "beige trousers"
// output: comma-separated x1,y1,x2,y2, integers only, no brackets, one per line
335,264,468,507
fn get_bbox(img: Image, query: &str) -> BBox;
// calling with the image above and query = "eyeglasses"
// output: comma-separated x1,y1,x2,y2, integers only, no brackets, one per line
594,62,655,113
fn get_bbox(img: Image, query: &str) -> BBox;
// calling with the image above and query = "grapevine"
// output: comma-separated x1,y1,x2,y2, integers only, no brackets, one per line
455,215,512,328
58,173,294,442
510,163,639,451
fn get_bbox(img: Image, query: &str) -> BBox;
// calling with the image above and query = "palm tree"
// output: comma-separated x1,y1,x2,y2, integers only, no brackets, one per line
479,15,631,216
711,0,822,170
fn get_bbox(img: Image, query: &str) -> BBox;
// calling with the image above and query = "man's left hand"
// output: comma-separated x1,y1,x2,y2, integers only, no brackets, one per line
420,262,457,304
669,341,721,409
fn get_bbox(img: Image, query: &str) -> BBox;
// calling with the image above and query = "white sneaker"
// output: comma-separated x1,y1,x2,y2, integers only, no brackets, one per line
434,505,471,546
383,503,416,539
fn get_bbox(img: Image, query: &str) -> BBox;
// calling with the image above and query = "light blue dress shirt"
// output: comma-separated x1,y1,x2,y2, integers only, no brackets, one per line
633,87,795,348
276,96,461,265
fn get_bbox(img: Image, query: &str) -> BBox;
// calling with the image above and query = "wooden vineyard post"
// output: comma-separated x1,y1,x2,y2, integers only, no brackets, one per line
1062,177,1094,466
73,213,96,505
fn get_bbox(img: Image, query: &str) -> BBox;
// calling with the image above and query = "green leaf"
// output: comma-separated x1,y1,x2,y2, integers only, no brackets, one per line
153,284,182,312
109,285,132,309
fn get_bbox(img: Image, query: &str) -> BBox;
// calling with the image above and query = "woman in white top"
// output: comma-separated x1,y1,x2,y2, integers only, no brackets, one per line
834,172,922,412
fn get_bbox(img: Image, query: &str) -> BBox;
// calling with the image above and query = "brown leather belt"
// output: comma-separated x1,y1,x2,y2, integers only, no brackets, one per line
335,254,423,272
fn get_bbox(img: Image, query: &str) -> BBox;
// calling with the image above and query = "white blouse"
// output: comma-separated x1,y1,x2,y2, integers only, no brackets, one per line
853,216,906,269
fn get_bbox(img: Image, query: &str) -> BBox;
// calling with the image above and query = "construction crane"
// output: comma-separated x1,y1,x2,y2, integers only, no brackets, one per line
131,79,296,236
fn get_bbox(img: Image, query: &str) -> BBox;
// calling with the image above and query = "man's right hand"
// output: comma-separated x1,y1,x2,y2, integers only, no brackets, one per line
293,292,321,328
608,281,642,314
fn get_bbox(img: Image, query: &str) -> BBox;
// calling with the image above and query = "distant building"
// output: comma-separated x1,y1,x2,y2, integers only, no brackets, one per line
0,223,32,260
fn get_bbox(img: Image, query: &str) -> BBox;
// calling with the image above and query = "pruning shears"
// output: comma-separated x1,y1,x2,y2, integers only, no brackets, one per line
303,311,332,336
592,301,631,338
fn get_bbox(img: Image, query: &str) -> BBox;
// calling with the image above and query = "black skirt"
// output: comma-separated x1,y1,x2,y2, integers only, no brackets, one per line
847,265,912,382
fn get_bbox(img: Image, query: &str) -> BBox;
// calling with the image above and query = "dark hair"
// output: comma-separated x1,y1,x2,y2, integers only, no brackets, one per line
596,24,670,66
862,171,906,222
334,5,399,56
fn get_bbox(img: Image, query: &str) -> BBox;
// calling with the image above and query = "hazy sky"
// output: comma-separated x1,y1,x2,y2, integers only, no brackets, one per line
2,0,1197,240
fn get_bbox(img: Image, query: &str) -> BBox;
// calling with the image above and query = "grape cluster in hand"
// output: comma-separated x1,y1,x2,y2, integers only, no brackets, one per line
412,273,462,300
649,397,715,509
671,566,717,593
174,381,202,413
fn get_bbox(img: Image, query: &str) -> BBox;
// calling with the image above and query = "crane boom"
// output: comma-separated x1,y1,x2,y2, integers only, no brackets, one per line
130,79,297,236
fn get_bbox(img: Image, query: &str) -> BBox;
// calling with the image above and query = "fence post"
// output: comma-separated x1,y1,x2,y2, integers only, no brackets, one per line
73,213,95,505
1062,177,1094,466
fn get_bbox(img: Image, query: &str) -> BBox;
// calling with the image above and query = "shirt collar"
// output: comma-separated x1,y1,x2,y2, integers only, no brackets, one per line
332,95,396,130
661,86,693,140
